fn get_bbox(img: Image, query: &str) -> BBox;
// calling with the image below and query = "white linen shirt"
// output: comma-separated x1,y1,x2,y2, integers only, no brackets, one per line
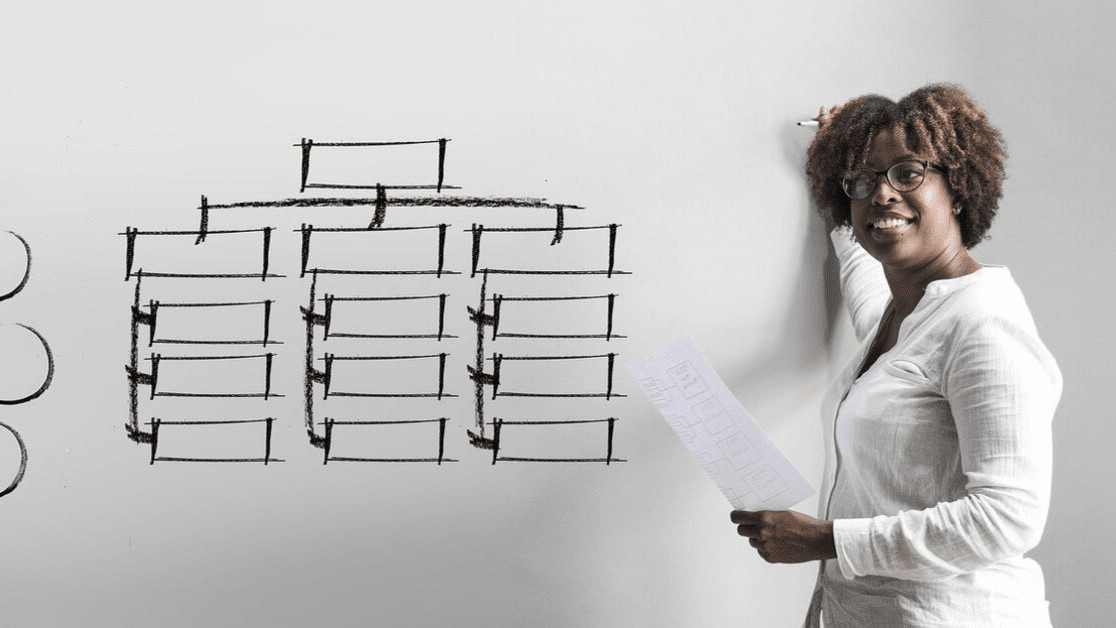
805,231,1062,627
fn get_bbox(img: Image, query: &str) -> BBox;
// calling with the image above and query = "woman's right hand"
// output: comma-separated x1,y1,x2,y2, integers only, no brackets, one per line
813,105,841,131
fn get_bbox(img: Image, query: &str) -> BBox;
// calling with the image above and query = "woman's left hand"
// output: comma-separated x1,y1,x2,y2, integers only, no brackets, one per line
730,510,838,564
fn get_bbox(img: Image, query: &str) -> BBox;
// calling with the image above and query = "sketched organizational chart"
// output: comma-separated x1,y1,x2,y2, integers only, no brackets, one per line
123,139,628,465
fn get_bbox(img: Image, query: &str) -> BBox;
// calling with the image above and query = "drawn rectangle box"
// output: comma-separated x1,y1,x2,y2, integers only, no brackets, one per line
471,225,619,275
125,229,272,279
302,226,447,275
491,418,619,463
147,301,273,345
322,354,449,398
323,418,449,463
325,295,450,340
149,418,276,463
150,354,275,398
492,294,619,339
300,139,446,191
492,353,617,398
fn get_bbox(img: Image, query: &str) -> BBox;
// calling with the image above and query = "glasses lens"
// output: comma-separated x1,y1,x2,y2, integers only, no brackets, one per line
843,170,876,200
886,161,926,192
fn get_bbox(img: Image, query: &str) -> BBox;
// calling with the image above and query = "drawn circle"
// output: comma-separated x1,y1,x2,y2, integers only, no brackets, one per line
0,324,54,405
0,231,32,302
0,422,27,498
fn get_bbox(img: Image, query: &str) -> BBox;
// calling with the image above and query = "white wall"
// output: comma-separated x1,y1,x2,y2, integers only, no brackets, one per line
0,1,1110,626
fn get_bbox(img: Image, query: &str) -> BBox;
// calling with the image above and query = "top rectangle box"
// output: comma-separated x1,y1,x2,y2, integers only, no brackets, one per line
298,139,454,193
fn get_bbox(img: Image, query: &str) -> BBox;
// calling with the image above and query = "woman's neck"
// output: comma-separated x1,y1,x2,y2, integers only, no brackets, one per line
883,247,982,316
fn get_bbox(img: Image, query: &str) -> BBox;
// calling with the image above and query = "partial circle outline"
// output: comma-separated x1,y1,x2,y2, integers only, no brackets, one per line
0,231,31,303
0,421,27,498
0,324,54,405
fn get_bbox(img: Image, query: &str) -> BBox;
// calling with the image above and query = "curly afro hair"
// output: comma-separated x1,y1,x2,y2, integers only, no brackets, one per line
805,83,1006,248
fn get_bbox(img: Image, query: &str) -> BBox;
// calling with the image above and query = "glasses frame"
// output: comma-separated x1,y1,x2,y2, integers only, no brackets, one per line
842,160,943,200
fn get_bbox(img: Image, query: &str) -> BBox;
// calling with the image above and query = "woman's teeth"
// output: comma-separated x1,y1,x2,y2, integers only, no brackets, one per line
871,218,912,229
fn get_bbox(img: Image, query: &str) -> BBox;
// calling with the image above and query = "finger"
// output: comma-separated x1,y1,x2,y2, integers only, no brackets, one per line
749,538,762,548
737,524,759,538
730,510,759,524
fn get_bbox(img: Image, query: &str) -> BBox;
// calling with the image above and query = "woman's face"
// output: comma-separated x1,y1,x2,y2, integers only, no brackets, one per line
849,127,966,278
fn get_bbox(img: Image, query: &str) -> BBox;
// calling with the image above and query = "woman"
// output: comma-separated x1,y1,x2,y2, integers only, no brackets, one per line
731,84,1062,626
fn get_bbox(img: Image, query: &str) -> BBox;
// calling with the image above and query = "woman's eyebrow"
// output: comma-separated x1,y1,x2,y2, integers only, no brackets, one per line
865,153,922,169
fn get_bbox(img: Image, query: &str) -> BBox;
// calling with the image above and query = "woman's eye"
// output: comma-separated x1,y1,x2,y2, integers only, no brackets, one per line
895,167,921,182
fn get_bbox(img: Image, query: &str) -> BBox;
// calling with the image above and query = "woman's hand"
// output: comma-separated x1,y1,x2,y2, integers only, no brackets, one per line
812,104,841,130
731,510,838,564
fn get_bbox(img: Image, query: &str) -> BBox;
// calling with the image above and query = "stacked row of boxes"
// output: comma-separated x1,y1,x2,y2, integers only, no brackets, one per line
124,139,626,464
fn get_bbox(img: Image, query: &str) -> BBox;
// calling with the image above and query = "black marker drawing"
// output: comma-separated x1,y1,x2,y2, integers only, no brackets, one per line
0,232,49,493
122,227,279,280
488,418,622,464
143,353,277,399
486,353,621,399
299,224,454,277
124,136,628,465
137,299,276,346
125,273,282,463
322,418,455,464
0,324,54,406
0,421,27,498
469,224,625,277
321,294,453,341
489,294,622,340
312,353,451,399
297,138,454,193
148,418,280,464
0,231,31,302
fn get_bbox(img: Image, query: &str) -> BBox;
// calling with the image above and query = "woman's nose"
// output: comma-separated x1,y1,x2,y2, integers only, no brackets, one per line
869,175,901,205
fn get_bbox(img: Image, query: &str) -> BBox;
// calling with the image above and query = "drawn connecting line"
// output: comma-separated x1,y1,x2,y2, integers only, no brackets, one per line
488,418,624,464
147,418,281,465
466,271,498,450
122,227,281,280
199,193,578,233
321,418,455,464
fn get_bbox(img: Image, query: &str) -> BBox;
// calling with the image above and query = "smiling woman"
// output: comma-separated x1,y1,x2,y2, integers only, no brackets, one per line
732,84,1063,627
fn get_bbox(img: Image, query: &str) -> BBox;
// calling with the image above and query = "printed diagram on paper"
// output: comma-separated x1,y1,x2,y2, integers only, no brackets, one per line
627,339,813,510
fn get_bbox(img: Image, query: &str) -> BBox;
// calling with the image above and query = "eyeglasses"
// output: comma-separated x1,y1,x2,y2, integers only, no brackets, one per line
841,160,942,200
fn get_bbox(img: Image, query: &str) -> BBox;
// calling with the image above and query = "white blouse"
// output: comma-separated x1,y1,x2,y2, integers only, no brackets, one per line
806,231,1062,627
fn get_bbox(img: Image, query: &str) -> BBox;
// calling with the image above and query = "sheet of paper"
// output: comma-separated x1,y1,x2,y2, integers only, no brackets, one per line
626,339,814,511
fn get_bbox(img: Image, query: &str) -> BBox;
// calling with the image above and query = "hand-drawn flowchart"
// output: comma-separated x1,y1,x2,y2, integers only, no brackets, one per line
122,139,628,465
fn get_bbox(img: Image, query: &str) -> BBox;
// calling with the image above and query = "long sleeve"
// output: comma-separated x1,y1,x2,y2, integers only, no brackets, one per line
829,229,889,342
831,293,1062,582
